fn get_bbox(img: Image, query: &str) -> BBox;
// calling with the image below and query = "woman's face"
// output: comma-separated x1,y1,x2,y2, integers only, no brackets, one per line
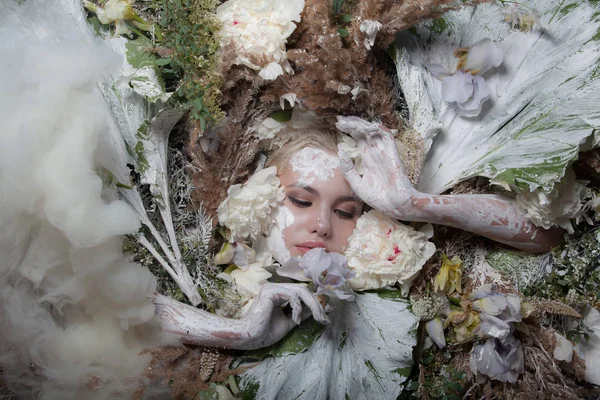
278,147,363,257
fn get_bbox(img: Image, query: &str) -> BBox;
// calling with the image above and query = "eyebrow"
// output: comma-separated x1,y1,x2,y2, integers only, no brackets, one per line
289,184,362,203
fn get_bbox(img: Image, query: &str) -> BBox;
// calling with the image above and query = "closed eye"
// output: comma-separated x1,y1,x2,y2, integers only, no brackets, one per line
288,196,312,208
335,209,356,220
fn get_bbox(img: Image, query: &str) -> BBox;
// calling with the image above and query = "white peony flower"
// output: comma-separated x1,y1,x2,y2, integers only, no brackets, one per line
515,168,590,234
359,20,382,50
216,0,305,74
343,210,436,293
217,166,285,242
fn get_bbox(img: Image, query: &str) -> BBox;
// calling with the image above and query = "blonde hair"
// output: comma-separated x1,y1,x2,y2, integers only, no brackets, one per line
266,126,338,173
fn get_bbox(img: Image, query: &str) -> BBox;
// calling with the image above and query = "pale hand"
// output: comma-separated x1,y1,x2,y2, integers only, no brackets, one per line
154,282,329,350
239,283,330,349
336,116,416,219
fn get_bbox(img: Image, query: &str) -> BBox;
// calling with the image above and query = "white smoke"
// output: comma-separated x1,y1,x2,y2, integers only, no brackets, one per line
0,0,165,398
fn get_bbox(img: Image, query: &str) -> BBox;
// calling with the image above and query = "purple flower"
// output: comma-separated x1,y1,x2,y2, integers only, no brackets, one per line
470,336,524,383
471,283,522,338
277,248,356,301
426,38,503,117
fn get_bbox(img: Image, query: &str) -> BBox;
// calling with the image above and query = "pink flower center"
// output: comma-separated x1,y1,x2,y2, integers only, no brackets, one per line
387,245,402,261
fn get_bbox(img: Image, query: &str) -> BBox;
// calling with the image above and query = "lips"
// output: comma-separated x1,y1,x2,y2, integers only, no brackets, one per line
296,241,328,255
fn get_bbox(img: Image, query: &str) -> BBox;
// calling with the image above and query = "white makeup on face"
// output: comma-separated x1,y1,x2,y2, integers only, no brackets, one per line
289,147,341,186
266,205,295,264
278,148,363,258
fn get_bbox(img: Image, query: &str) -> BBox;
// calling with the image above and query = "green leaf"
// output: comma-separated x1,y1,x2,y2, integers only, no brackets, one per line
395,0,600,194
236,293,418,399
340,14,353,23
338,28,349,38
154,58,172,66
243,317,326,361
270,110,292,123
125,37,157,69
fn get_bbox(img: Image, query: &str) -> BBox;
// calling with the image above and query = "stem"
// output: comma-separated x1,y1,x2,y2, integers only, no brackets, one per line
137,235,176,278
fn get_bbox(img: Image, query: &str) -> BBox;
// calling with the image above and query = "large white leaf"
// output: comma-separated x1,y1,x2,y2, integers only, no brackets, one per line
237,292,418,400
395,1,600,194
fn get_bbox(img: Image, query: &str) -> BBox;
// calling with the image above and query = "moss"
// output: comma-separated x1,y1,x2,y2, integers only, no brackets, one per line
159,0,224,127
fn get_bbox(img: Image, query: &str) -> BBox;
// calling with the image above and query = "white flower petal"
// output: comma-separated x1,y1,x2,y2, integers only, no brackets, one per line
553,332,573,363
259,62,284,80
426,317,446,349
425,63,451,80
216,0,305,70
217,166,284,241
344,210,436,291
441,71,474,104
464,38,503,75
279,93,297,110
350,83,363,100
457,74,490,117
359,20,382,50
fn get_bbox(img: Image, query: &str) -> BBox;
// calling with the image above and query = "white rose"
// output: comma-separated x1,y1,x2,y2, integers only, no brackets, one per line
216,0,305,72
344,210,436,293
217,166,285,242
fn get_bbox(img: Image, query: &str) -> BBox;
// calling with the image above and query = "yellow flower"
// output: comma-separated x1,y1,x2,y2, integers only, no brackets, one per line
444,305,481,344
84,0,150,36
433,255,462,295
453,310,480,343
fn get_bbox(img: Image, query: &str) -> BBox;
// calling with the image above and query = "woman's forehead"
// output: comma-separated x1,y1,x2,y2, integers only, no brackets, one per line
287,147,340,186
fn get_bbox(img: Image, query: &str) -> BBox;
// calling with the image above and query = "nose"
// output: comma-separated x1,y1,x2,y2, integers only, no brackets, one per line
310,209,332,238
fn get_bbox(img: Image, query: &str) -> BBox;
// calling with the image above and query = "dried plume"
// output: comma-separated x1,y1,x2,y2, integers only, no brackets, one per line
532,300,583,319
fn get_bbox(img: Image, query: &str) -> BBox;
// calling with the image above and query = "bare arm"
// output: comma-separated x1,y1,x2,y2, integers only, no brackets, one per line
153,282,329,350
336,116,563,253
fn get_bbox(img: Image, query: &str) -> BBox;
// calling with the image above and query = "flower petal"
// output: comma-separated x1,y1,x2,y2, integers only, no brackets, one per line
259,62,284,80
441,72,474,104
457,74,490,117
277,258,311,282
426,317,446,349
279,93,297,110
464,38,503,75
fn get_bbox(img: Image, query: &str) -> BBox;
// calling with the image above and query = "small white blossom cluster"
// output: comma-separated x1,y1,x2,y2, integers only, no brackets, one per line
502,4,542,32
427,38,503,117
216,0,305,80
411,293,448,321
217,166,284,242
343,210,436,293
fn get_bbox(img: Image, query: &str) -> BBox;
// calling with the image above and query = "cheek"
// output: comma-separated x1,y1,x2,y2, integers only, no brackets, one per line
332,219,358,251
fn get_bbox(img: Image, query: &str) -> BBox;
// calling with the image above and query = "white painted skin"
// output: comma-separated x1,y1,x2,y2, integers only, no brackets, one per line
335,116,563,253
154,283,329,350
289,147,340,186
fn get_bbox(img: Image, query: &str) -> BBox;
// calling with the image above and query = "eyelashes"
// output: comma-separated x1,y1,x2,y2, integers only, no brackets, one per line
287,196,357,220
288,196,312,208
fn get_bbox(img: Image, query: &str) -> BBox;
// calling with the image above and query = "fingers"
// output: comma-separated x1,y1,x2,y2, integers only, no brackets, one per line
336,116,395,146
335,116,380,141
338,149,369,202
289,294,302,325
261,283,330,325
